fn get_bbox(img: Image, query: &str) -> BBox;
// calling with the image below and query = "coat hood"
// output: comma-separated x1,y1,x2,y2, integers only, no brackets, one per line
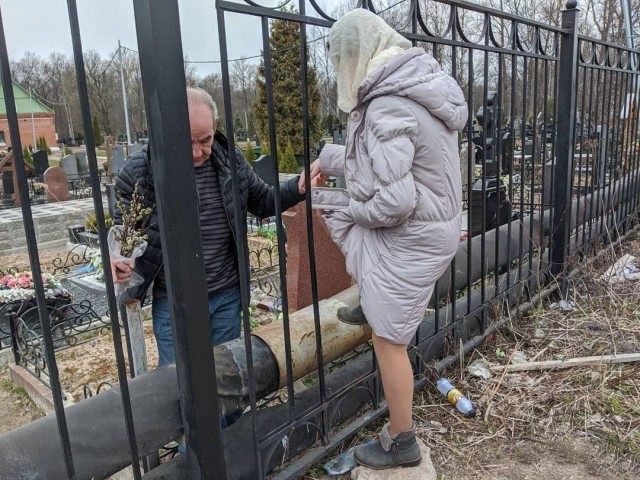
358,48,468,131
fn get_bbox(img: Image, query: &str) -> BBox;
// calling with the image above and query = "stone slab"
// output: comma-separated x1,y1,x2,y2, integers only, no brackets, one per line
282,203,352,310
67,274,107,295
0,197,107,255
8,364,74,415
351,440,436,480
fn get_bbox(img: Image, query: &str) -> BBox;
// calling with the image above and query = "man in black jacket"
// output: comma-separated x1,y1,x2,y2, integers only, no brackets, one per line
113,87,322,368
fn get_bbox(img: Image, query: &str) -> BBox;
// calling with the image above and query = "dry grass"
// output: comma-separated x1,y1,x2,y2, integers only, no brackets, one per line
410,237,640,479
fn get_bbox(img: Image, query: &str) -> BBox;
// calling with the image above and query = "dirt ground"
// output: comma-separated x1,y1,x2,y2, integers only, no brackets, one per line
1,246,73,274
0,366,44,436
56,320,160,402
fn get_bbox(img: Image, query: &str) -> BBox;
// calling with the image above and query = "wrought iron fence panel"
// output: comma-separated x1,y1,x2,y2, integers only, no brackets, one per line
0,1,639,480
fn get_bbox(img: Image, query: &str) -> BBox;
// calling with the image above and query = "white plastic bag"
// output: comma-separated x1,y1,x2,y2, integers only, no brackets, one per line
107,226,148,298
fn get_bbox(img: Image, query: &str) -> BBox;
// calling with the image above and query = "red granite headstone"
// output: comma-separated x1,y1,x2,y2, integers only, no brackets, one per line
44,167,70,202
282,203,352,310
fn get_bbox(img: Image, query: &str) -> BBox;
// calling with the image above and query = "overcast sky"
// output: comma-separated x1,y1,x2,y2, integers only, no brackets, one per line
1,0,337,77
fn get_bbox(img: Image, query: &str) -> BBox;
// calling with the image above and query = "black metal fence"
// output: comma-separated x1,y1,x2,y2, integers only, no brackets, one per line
0,173,104,210
0,0,639,479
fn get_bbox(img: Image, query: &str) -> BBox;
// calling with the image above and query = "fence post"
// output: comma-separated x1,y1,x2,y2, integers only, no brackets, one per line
551,0,580,293
132,0,227,478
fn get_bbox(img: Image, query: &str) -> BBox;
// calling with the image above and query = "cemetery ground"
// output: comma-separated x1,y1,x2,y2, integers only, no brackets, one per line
1,237,640,478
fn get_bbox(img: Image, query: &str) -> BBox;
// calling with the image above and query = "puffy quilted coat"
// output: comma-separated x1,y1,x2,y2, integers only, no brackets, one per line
114,131,305,301
315,48,468,345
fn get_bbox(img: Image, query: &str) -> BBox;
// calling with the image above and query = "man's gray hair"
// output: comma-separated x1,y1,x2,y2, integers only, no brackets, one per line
186,86,218,121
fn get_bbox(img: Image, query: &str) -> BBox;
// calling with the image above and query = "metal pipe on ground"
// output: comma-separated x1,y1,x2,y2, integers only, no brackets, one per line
0,260,539,480
432,170,640,304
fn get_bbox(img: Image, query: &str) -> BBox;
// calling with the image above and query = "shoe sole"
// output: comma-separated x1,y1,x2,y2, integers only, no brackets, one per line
336,311,368,326
354,456,422,470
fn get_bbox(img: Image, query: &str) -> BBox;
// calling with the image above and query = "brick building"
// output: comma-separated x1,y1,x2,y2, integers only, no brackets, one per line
0,82,57,152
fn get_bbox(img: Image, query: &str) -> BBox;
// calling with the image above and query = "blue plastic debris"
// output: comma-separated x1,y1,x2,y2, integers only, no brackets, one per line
323,440,375,475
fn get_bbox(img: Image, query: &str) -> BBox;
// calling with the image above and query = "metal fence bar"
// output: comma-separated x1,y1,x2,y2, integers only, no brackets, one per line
506,47,517,295
132,1,226,478
65,1,143,476
0,7,76,479
550,1,580,292
576,49,589,249
585,54,599,246
466,47,474,318
217,6,264,478
298,0,329,440
595,58,610,243
528,50,539,285
258,14,298,427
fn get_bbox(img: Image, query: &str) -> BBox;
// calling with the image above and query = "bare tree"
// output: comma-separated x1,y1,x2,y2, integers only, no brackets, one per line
230,57,258,136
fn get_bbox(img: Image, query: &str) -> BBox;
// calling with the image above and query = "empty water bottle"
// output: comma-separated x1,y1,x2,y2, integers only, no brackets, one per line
437,378,476,417
323,440,375,475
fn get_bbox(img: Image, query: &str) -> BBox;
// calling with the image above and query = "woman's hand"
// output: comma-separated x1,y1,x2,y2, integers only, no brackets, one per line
298,159,326,194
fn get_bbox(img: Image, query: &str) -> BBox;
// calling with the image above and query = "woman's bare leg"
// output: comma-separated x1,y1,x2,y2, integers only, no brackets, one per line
372,332,413,436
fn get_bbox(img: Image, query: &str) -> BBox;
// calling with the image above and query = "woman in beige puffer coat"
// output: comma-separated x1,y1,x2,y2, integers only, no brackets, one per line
311,9,467,470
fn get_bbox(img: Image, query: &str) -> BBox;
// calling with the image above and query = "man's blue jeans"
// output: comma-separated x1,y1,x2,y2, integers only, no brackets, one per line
152,283,242,427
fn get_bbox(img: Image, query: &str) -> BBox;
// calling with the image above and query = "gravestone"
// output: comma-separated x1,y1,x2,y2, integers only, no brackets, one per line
332,128,347,146
282,203,351,310
331,130,348,189
111,146,126,175
76,152,89,175
44,166,70,202
127,143,143,156
316,139,326,156
523,141,534,156
2,172,13,197
459,142,471,196
105,183,117,217
253,155,277,187
595,125,608,187
33,150,49,177
61,155,79,180
501,132,514,175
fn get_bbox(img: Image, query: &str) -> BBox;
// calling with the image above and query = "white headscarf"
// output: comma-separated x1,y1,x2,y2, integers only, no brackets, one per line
328,9,412,113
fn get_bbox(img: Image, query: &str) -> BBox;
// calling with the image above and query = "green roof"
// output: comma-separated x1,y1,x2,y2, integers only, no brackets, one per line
0,82,53,115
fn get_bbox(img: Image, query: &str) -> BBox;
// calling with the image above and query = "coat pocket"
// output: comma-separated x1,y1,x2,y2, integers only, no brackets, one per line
311,187,351,210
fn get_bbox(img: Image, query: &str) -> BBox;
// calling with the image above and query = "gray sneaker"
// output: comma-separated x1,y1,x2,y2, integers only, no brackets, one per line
337,304,368,326
354,422,422,470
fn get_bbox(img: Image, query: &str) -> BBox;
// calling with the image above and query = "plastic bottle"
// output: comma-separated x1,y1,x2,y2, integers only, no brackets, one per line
437,378,476,417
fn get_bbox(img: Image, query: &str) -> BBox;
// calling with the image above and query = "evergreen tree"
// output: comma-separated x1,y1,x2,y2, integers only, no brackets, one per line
247,112,257,138
22,145,32,163
92,115,103,146
279,141,299,174
233,112,245,139
244,140,256,165
255,11,322,159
